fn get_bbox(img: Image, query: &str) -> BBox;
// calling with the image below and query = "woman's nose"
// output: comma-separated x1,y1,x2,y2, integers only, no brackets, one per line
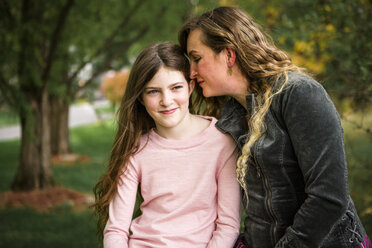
190,64,197,79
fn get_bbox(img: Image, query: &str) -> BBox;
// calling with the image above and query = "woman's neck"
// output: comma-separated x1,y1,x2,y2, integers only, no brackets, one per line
229,72,250,110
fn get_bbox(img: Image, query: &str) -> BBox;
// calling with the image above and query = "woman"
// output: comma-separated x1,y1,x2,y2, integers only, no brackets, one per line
179,6,369,248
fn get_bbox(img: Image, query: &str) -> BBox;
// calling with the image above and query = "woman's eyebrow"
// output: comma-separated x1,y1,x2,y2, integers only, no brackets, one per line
188,50,197,57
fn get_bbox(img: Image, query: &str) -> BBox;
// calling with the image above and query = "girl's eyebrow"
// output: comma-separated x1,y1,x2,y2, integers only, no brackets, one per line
145,82,184,89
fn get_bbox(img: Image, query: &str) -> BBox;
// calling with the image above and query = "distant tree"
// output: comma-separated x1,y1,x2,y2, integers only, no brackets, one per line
101,69,129,106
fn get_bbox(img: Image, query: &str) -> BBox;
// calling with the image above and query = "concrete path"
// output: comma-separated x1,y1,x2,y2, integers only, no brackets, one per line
0,101,111,141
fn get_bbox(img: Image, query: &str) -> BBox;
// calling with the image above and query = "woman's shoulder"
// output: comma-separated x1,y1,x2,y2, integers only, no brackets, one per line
278,71,328,101
199,115,236,146
286,71,322,88
274,71,336,115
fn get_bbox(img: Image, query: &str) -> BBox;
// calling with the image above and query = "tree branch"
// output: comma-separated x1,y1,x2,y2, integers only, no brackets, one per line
41,0,74,85
67,0,146,84
72,26,149,96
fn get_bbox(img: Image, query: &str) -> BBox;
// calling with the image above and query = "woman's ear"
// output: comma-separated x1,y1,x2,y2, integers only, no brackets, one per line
226,47,236,67
188,79,195,96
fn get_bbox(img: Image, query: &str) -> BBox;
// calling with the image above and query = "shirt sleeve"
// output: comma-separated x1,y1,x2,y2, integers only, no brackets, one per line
275,79,348,247
208,148,241,248
104,159,139,248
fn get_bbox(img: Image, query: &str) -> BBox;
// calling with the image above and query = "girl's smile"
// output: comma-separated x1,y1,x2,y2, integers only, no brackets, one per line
159,108,178,114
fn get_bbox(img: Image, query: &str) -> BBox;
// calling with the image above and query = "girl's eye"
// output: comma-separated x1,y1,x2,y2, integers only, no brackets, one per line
146,89,159,95
172,85,183,90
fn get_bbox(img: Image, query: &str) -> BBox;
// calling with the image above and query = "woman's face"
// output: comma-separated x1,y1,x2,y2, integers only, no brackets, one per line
186,29,231,98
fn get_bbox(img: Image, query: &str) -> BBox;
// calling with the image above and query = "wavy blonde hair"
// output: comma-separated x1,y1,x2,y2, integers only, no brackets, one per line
179,6,303,202
93,42,192,240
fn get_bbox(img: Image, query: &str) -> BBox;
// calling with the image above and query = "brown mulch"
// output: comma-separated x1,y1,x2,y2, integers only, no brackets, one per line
51,153,91,166
0,186,94,212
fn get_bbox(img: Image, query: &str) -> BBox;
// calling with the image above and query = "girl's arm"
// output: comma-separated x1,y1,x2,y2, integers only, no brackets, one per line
275,78,348,247
104,161,139,248
208,149,241,248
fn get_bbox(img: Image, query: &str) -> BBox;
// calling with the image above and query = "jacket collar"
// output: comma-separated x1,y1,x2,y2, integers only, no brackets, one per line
216,94,255,149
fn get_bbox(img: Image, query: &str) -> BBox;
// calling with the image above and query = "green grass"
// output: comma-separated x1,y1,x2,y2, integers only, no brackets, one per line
0,207,98,248
0,113,371,247
52,120,116,193
0,120,116,248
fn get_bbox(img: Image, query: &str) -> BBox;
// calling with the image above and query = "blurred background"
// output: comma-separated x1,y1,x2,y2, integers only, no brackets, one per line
0,0,371,247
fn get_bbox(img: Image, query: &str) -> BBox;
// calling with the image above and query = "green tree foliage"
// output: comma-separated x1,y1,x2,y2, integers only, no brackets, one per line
0,0,196,191
276,0,371,111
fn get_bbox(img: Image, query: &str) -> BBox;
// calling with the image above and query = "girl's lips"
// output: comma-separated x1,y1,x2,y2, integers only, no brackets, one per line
159,108,177,114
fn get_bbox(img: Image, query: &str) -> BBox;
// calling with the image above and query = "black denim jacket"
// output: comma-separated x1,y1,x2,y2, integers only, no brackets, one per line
216,72,366,247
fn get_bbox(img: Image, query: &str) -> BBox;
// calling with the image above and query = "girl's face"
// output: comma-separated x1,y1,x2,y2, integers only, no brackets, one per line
141,66,194,132
186,29,231,98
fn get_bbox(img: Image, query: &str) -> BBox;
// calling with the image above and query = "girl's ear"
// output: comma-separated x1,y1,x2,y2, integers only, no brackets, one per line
188,79,195,96
226,47,236,67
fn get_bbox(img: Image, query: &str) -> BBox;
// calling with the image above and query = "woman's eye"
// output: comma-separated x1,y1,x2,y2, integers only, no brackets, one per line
193,57,201,63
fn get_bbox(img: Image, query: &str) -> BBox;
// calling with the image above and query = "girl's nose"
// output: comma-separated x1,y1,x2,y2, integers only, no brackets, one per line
160,92,172,106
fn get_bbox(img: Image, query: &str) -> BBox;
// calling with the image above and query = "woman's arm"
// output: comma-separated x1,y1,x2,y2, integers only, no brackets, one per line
104,160,139,248
275,77,348,247
208,149,241,248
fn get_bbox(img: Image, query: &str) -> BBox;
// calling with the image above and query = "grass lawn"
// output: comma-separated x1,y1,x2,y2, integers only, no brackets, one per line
0,120,116,248
0,112,371,247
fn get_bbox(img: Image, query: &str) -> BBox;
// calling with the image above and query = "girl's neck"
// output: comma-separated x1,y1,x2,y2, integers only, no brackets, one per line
155,114,210,140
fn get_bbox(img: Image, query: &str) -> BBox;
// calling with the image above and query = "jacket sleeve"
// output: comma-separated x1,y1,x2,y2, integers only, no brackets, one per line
275,78,348,247
208,148,241,248
104,159,139,248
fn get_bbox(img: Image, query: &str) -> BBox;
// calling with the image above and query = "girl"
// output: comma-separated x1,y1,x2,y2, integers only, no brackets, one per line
179,6,369,248
93,42,241,248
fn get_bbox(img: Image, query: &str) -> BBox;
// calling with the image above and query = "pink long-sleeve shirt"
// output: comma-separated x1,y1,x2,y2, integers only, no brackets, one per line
104,117,241,248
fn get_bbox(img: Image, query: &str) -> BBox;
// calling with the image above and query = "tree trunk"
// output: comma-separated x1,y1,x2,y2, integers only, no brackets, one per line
50,96,70,156
12,89,55,191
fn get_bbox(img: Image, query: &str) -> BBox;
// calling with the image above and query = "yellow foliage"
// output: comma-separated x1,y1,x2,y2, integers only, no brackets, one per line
265,5,280,27
362,207,372,217
101,69,130,105
291,53,326,74
278,35,287,45
219,0,236,6
293,40,313,54
325,24,335,32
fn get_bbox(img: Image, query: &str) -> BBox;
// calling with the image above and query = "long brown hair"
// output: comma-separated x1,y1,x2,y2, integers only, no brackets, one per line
179,6,303,201
93,42,191,238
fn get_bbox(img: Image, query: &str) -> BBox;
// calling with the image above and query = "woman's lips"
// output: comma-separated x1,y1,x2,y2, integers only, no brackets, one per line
159,108,177,114
197,79,204,86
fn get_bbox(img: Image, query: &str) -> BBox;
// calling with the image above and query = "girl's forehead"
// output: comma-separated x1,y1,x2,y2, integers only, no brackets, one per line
146,67,187,87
